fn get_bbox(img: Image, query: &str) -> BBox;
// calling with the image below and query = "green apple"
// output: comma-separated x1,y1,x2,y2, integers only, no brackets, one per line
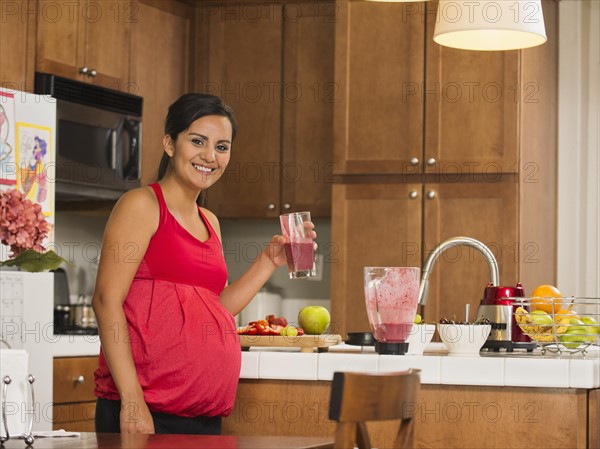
298,306,331,335
560,327,589,349
531,310,553,326
414,314,423,325
559,322,597,349
581,316,600,335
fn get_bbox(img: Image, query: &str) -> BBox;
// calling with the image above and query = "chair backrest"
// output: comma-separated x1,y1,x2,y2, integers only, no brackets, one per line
328,370,421,449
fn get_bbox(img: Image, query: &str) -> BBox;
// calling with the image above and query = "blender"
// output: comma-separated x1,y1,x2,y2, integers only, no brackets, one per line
364,267,420,355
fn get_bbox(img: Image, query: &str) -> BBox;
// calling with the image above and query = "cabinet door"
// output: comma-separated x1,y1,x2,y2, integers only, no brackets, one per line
0,0,36,91
202,4,283,218
424,1,519,174
130,0,190,185
422,181,518,323
83,0,132,89
36,0,85,80
334,1,424,174
331,183,422,337
281,2,335,218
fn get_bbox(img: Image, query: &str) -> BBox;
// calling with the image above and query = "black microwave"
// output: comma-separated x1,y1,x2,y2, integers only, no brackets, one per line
35,72,143,201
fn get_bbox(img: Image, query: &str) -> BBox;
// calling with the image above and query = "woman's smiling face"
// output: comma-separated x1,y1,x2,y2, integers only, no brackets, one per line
163,115,233,190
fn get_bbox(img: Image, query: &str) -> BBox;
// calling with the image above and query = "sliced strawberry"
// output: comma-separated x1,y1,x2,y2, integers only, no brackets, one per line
270,324,284,334
236,325,251,335
266,315,288,327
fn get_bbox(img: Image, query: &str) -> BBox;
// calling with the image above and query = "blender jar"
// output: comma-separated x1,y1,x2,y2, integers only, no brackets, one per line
364,267,420,355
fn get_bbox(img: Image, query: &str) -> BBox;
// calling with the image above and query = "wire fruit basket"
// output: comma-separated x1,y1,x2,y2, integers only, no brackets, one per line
513,297,600,355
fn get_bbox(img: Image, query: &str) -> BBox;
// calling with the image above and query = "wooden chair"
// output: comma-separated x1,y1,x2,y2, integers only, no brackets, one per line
328,370,421,449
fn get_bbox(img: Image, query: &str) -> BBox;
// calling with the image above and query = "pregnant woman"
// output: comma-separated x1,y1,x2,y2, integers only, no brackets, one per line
92,93,316,434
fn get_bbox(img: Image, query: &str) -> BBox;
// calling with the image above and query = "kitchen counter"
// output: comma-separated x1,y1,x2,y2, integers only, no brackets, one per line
240,342,600,388
52,334,101,357
226,343,600,448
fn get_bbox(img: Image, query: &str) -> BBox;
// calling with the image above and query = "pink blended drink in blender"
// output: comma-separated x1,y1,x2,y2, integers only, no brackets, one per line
364,267,420,353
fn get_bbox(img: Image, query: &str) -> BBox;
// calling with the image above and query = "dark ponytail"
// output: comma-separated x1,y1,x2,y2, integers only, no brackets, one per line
155,93,238,206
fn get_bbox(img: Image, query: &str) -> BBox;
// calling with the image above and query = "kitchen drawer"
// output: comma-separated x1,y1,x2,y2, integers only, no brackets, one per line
53,402,96,427
53,357,98,403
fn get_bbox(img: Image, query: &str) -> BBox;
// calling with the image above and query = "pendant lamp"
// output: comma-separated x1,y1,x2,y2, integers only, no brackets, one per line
365,0,428,2
433,0,547,51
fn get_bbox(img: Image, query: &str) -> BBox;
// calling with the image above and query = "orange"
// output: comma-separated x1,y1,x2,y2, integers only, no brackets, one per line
553,308,579,322
531,284,562,314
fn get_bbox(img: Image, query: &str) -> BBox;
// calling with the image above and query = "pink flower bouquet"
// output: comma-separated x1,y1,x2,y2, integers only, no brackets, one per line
0,189,66,272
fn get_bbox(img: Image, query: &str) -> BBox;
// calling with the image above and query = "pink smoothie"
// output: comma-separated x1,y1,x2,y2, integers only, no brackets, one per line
284,242,314,272
373,323,414,342
365,267,420,343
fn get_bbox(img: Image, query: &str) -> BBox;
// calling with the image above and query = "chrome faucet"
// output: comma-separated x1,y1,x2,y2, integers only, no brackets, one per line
418,236,500,306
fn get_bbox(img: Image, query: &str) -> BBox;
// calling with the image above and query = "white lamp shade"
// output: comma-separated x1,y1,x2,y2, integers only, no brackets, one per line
365,0,429,2
434,0,547,51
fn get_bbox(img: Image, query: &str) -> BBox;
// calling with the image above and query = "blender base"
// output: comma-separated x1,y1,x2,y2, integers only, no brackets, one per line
375,341,409,355
482,340,537,352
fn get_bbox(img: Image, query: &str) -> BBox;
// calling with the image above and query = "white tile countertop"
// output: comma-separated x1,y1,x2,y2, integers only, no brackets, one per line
52,334,101,357
240,343,600,389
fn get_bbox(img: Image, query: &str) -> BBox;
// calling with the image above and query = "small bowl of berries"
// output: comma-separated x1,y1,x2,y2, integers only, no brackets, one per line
437,317,491,356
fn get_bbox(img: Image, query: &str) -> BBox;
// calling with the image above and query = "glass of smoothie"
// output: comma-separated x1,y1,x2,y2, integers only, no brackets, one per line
279,211,316,279
364,267,420,343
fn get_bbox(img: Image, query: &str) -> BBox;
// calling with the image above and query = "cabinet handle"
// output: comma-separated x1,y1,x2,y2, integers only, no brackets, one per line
75,375,85,384
283,203,291,211
427,157,437,166
409,191,418,199
427,190,437,199
409,157,419,166
267,203,276,211
89,69,97,77
79,66,89,75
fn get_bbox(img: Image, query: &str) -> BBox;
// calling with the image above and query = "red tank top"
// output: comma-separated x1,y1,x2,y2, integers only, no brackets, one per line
94,183,241,418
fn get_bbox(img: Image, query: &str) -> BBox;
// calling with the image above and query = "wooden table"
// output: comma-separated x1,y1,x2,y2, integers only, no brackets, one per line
3,432,334,449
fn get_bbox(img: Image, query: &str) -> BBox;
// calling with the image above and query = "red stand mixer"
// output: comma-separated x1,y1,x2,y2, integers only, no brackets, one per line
477,283,537,351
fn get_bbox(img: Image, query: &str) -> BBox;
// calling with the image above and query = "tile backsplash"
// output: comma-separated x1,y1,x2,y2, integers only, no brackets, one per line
220,218,332,301
54,212,108,299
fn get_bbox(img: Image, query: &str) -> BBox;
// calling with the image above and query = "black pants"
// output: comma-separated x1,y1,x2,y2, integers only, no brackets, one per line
95,398,222,435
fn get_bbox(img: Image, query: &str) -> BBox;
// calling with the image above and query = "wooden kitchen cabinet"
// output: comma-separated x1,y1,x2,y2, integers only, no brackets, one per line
280,2,335,217
196,2,334,218
52,356,98,432
224,379,598,449
130,0,191,185
334,0,554,175
36,0,132,90
0,0,36,92
330,182,422,334
422,180,519,322
333,1,425,174
424,1,519,174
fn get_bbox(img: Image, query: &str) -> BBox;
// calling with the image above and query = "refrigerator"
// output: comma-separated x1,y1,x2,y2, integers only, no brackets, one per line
1,88,57,434
0,88,57,251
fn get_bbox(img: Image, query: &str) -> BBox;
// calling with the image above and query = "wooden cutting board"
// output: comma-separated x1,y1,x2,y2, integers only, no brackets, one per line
239,334,342,352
